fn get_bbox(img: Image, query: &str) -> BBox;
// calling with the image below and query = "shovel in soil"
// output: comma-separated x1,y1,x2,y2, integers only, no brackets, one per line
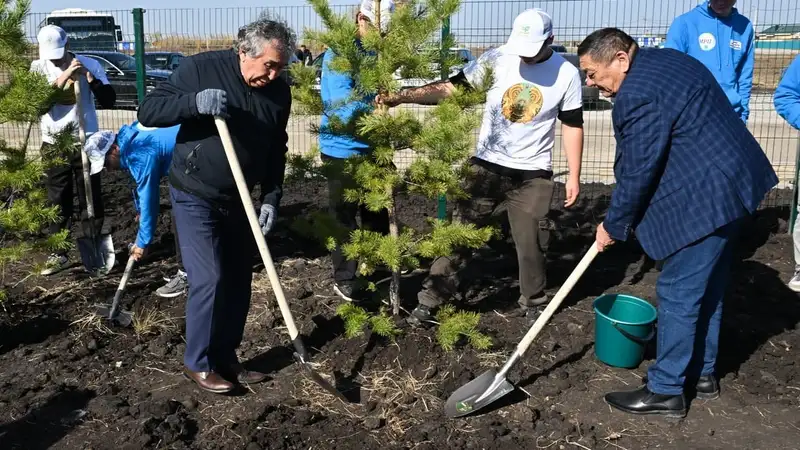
93,255,135,327
444,243,599,418
214,116,348,403
74,79,115,276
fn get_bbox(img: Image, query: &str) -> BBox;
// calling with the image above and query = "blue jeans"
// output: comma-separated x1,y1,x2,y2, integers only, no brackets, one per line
646,219,743,395
170,187,254,373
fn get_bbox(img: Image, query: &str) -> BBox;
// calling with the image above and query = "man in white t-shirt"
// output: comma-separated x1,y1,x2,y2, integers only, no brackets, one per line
377,8,584,325
30,25,117,275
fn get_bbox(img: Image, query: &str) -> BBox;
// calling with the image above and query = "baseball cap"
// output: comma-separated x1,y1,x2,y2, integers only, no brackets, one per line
37,25,68,60
84,131,116,175
359,0,395,31
504,8,553,58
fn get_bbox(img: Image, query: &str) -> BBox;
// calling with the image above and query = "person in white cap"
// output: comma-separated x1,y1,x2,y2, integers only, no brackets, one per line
377,8,585,325
83,122,188,298
318,0,395,302
30,25,117,275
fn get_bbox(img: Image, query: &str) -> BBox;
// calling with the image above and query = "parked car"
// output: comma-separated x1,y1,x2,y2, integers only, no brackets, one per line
75,51,171,109
144,51,185,72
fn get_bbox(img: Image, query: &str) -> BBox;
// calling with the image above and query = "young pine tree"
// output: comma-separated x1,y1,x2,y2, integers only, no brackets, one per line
289,0,496,320
0,0,72,306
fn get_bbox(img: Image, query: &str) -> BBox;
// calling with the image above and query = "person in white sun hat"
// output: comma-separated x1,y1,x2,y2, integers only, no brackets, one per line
83,122,188,298
30,24,117,275
377,8,585,326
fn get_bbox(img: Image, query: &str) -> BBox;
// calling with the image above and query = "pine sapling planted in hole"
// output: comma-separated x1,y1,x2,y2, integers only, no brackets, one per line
289,0,496,324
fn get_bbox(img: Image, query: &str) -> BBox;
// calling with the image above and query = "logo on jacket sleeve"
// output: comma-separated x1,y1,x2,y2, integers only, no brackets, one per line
698,33,716,51
730,40,742,50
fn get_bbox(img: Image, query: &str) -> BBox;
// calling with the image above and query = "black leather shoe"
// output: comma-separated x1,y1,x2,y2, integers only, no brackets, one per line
695,375,720,400
605,385,687,418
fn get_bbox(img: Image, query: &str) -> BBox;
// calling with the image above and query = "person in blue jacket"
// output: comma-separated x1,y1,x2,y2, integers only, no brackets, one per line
774,55,800,292
84,122,187,298
664,0,755,123
319,0,394,302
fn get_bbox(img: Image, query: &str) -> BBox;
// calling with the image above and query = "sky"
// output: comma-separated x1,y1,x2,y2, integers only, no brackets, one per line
24,0,799,47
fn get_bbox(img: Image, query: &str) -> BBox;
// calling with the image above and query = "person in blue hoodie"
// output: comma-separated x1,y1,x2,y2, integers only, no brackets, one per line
84,122,186,298
319,0,394,302
774,55,800,292
664,0,755,123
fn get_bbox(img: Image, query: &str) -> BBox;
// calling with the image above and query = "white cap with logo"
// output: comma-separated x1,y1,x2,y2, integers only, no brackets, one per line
84,131,116,175
504,8,554,58
37,25,68,61
359,0,395,31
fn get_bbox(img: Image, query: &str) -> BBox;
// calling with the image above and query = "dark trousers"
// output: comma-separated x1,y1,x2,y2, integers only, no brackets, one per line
417,161,555,309
42,143,105,245
646,219,742,395
170,209,183,268
170,186,254,372
323,154,390,282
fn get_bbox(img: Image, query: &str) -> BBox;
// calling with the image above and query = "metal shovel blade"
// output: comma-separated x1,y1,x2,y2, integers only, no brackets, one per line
77,236,105,274
92,304,134,327
292,351,348,403
444,369,515,418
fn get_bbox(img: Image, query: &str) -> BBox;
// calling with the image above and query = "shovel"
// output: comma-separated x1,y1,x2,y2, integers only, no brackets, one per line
74,79,115,276
444,242,599,418
213,116,348,403
93,255,135,327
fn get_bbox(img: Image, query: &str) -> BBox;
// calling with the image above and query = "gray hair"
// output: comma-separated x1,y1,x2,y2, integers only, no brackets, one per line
236,16,297,62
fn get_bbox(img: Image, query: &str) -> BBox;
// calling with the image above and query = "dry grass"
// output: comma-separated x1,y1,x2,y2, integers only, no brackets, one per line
295,359,444,442
70,312,115,335
132,306,178,339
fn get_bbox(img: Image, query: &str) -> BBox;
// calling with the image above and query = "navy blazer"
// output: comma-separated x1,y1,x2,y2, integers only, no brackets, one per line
605,48,778,260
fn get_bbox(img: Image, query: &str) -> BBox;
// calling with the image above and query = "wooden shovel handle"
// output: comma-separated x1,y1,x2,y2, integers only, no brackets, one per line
213,116,300,340
515,242,599,356
74,77,95,221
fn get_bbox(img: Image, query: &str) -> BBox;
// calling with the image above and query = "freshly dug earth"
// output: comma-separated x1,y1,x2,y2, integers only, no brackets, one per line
1,170,799,449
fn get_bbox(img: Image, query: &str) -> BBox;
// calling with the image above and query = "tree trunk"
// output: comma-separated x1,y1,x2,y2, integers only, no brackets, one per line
387,190,400,315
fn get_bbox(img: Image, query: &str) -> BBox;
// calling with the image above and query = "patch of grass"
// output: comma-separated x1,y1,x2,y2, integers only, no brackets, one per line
132,306,175,340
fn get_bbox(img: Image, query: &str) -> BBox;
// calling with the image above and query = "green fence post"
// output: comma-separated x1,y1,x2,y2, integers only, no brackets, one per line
437,16,451,221
133,8,146,105
790,138,800,235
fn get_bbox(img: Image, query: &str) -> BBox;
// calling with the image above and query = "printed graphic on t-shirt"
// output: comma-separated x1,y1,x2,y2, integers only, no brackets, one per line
501,82,543,123
698,32,716,51
730,39,742,50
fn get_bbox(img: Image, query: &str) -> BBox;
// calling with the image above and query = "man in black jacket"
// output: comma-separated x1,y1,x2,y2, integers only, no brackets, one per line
137,18,295,394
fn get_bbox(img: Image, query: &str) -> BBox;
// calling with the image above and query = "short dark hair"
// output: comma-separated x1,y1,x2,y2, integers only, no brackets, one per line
578,28,638,64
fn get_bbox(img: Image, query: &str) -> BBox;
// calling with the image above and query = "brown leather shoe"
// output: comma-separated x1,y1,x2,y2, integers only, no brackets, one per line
183,367,235,393
219,363,268,384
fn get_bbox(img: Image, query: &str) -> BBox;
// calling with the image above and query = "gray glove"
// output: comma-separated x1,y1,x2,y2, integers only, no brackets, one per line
195,89,227,116
258,204,277,236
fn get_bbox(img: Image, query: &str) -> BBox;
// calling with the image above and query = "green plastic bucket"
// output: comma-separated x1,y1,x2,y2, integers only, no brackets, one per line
593,294,657,368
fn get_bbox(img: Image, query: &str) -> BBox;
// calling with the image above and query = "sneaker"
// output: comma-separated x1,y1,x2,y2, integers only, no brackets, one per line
407,304,436,328
156,270,187,298
788,270,800,293
40,254,69,276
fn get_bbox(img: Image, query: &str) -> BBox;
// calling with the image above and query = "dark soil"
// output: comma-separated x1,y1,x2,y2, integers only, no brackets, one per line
1,170,799,449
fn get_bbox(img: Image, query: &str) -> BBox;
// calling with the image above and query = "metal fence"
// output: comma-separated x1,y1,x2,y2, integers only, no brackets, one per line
12,0,800,215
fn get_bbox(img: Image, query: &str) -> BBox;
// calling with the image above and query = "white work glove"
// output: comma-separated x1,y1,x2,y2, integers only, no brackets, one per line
257,204,277,236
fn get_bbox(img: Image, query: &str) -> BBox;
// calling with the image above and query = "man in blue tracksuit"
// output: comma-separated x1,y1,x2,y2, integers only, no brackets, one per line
84,122,186,298
664,0,755,123
774,55,800,292
319,0,394,301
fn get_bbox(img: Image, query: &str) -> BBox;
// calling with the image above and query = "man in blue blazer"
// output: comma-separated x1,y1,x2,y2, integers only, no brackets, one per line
578,28,778,417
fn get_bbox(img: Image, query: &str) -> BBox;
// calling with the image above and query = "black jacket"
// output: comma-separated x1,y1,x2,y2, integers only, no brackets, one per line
137,49,291,208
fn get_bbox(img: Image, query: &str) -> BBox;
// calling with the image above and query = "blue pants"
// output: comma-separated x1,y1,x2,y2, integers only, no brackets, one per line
647,219,742,395
170,187,254,373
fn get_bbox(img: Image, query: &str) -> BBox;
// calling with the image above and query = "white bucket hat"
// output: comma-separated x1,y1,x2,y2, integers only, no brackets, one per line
84,130,116,175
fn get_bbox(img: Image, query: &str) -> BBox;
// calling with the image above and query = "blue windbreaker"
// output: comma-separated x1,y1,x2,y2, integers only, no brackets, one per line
775,55,800,131
319,45,374,158
117,121,180,248
664,1,755,122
